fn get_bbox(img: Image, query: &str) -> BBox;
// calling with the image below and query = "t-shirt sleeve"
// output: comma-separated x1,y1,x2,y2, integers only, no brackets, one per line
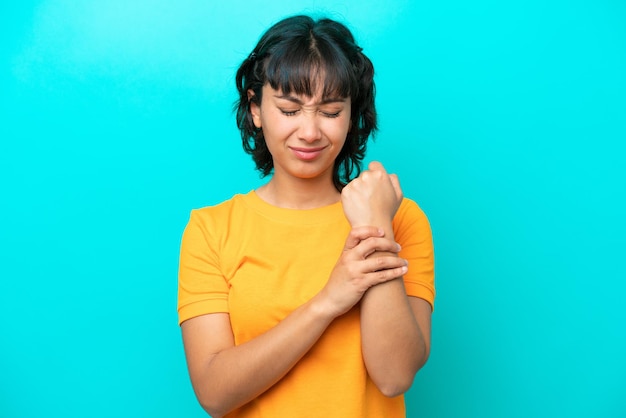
177,209,230,325
393,198,436,311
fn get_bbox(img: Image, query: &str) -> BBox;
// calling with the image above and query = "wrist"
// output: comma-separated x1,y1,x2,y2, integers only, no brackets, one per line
308,292,343,323
351,221,393,239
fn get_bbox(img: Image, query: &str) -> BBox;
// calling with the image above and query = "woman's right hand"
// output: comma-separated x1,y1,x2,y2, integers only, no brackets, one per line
316,226,408,318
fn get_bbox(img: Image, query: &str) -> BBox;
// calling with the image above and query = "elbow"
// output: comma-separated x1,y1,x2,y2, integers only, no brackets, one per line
198,399,226,418
190,373,232,417
375,352,430,398
375,375,415,398
195,391,228,418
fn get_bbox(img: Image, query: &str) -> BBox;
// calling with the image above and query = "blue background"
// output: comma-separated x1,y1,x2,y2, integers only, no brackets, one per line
1,1,625,417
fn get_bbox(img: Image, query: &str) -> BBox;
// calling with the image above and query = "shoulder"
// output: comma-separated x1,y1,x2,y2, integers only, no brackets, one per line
181,192,253,244
394,197,429,226
394,197,435,307
392,197,433,244
188,192,250,225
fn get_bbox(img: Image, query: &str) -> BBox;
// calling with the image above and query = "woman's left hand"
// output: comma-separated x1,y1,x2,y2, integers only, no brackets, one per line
341,161,403,228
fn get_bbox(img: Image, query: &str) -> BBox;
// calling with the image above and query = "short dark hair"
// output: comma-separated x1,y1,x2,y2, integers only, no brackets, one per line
234,15,377,191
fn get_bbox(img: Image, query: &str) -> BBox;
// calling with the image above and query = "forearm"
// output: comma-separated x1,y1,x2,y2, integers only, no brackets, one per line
191,296,334,417
359,223,428,397
360,278,427,397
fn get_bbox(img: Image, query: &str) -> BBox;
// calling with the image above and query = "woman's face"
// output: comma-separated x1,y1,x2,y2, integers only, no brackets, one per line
250,83,351,184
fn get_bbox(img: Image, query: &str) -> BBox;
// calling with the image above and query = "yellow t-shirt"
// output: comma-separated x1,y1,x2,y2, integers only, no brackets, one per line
178,191,435,417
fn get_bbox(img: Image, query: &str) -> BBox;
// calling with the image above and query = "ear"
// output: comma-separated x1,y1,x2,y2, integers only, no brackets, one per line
248,90,262,128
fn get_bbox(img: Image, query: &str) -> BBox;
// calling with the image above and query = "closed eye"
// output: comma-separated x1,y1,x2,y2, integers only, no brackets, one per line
321,111,341,118
279,108,299,116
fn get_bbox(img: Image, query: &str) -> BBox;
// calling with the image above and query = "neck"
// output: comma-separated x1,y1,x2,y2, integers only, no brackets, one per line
256,175,340,210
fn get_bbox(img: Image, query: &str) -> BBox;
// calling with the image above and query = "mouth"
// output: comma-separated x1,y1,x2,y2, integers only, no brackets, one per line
289,146,327,161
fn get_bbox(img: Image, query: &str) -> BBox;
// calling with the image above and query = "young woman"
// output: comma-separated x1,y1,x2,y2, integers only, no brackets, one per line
178,15,435,418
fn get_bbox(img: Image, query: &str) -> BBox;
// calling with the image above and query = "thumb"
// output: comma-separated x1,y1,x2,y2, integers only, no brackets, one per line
389,173,403,199
368,161,387,173
344,226,385,250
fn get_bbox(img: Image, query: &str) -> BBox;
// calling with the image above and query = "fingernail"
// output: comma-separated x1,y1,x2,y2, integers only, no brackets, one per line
396,243,401,251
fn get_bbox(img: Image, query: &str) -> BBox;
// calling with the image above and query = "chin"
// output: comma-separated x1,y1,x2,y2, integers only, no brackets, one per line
290,166,332,181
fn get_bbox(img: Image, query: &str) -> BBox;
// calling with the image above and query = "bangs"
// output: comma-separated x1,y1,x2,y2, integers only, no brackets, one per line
264,37,354,99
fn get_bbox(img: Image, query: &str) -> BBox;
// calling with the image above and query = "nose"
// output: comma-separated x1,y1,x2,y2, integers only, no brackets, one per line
297,113,322,143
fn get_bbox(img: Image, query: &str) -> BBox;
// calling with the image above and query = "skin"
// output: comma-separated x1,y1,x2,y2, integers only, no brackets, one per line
342,161,432,396
250,83,352,208
181,84,431,417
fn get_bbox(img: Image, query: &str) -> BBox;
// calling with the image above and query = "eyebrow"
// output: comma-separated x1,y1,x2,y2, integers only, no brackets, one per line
273,94,347,105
